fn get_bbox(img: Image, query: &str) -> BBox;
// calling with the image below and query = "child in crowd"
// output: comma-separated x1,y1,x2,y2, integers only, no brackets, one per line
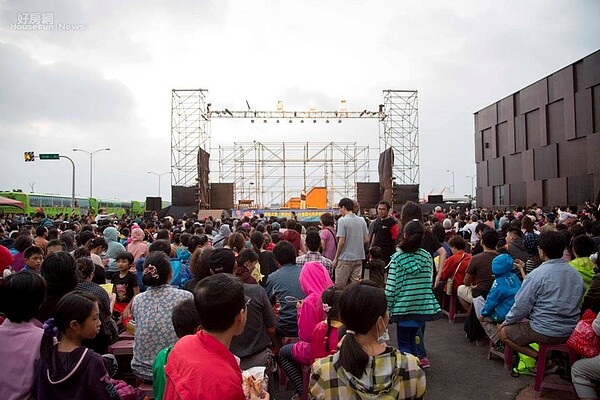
112,251,139,324
365,246,386,288
127,227,149,264
0,271,47,400
476,253,522,350
279,261,333,398
131,251,194,382
23,245,44,273
33,291,120,399
310,286,343,362
152,299,200,400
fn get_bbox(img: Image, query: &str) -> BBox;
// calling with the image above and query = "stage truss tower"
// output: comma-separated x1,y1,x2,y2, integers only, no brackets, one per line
171,89,210,187
380,90,419,185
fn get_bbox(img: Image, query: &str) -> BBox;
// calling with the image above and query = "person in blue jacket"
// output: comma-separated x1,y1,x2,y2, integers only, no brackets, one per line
478,253,522,349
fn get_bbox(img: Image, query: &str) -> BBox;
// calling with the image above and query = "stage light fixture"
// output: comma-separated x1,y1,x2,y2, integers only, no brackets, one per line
326,120,329,123
289,120,292,123
263,119,267,123
251,119,254,123
301,120,304,123
276,120,280,123
338,120,342,123
313,120,316,123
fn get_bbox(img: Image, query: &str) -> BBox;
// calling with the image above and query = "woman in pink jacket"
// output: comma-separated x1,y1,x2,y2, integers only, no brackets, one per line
278,261,333,398
127,228,149,264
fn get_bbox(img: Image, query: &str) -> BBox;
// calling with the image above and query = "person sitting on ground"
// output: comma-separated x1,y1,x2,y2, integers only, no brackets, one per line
0,271,47,400
264,240,306,338
153,299,200,400
498,231,585,363
164,274,257,400
435,235,472,297
279,261,333,398
309,286,343,362
475,253,522,350
365,246,386,288
296,230,334,275
23,245,44,273
569,234,597,295
310,282,426,400
131,251,194,382
235,248,262,284
457,229,499,312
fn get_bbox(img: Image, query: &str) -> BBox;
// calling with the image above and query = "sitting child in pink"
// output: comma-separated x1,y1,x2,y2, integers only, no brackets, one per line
278,261,333,398
310,286,343,362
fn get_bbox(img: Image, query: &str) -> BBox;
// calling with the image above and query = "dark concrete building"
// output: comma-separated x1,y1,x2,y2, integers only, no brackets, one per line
474,50,600,208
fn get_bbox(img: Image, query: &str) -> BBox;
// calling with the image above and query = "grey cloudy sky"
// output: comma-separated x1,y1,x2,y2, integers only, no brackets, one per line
1,0,599,203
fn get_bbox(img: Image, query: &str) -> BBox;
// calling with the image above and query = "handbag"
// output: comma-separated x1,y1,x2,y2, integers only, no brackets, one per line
566,309,600,358
446,254,467,296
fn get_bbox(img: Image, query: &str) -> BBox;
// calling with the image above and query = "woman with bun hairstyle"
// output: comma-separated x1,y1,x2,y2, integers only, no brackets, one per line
33,291,120,400
131,251,194,382
310,282,426,399
385,220,441,364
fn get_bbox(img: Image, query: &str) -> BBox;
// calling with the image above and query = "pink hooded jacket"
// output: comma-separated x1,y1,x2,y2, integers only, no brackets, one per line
126,228,149,262
292,261,334,364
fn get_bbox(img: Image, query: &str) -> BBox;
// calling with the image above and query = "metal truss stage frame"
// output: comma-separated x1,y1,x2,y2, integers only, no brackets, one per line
170,89,418,208
216,142,370,209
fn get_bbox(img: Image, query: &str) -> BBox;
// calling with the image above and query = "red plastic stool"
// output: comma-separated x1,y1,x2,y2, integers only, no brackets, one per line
487,342,514,370
533,343,579,397
441,293,469,324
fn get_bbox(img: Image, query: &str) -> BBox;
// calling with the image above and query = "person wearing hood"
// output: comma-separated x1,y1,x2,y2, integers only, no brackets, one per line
506,228,528,263
476,253,522,348
311,282,426,400
279,261,333,398
127,227,149,263
212,224,231,249
103,226,126,280
385,220,441,368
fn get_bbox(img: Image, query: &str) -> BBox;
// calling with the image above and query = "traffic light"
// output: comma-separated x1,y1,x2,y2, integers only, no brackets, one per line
24,151,35,162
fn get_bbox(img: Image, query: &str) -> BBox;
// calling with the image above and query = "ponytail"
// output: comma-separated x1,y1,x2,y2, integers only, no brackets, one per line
339,331,369,377
399,220,424,253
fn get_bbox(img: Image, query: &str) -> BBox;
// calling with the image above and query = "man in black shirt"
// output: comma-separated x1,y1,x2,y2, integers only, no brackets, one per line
369,200,399,264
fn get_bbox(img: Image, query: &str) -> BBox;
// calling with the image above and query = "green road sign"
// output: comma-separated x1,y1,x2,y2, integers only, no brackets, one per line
39,153,60,160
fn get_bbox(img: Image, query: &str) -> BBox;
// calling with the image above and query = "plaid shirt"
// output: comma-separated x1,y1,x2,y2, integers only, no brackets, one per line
310,347,426,400
296,252,333,275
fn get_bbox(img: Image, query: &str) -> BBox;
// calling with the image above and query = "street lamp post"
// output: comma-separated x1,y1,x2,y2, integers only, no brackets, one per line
73,148,110,197
147,171,170,197
467,175,475,198
446,169,455,194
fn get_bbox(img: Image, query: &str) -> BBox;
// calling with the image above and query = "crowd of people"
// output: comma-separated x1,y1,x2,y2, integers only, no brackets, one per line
0,199,599,399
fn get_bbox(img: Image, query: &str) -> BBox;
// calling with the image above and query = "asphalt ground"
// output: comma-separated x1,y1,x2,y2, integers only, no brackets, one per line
274,317,533,400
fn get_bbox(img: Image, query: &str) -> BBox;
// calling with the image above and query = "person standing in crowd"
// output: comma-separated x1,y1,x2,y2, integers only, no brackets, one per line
333,198,369,288
370,200,399,265
319,212,337,262
385,220,441,368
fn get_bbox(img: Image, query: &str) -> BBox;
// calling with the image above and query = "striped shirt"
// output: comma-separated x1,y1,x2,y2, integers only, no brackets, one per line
310,346,426,400
296,252,333,275
385,249,441,320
